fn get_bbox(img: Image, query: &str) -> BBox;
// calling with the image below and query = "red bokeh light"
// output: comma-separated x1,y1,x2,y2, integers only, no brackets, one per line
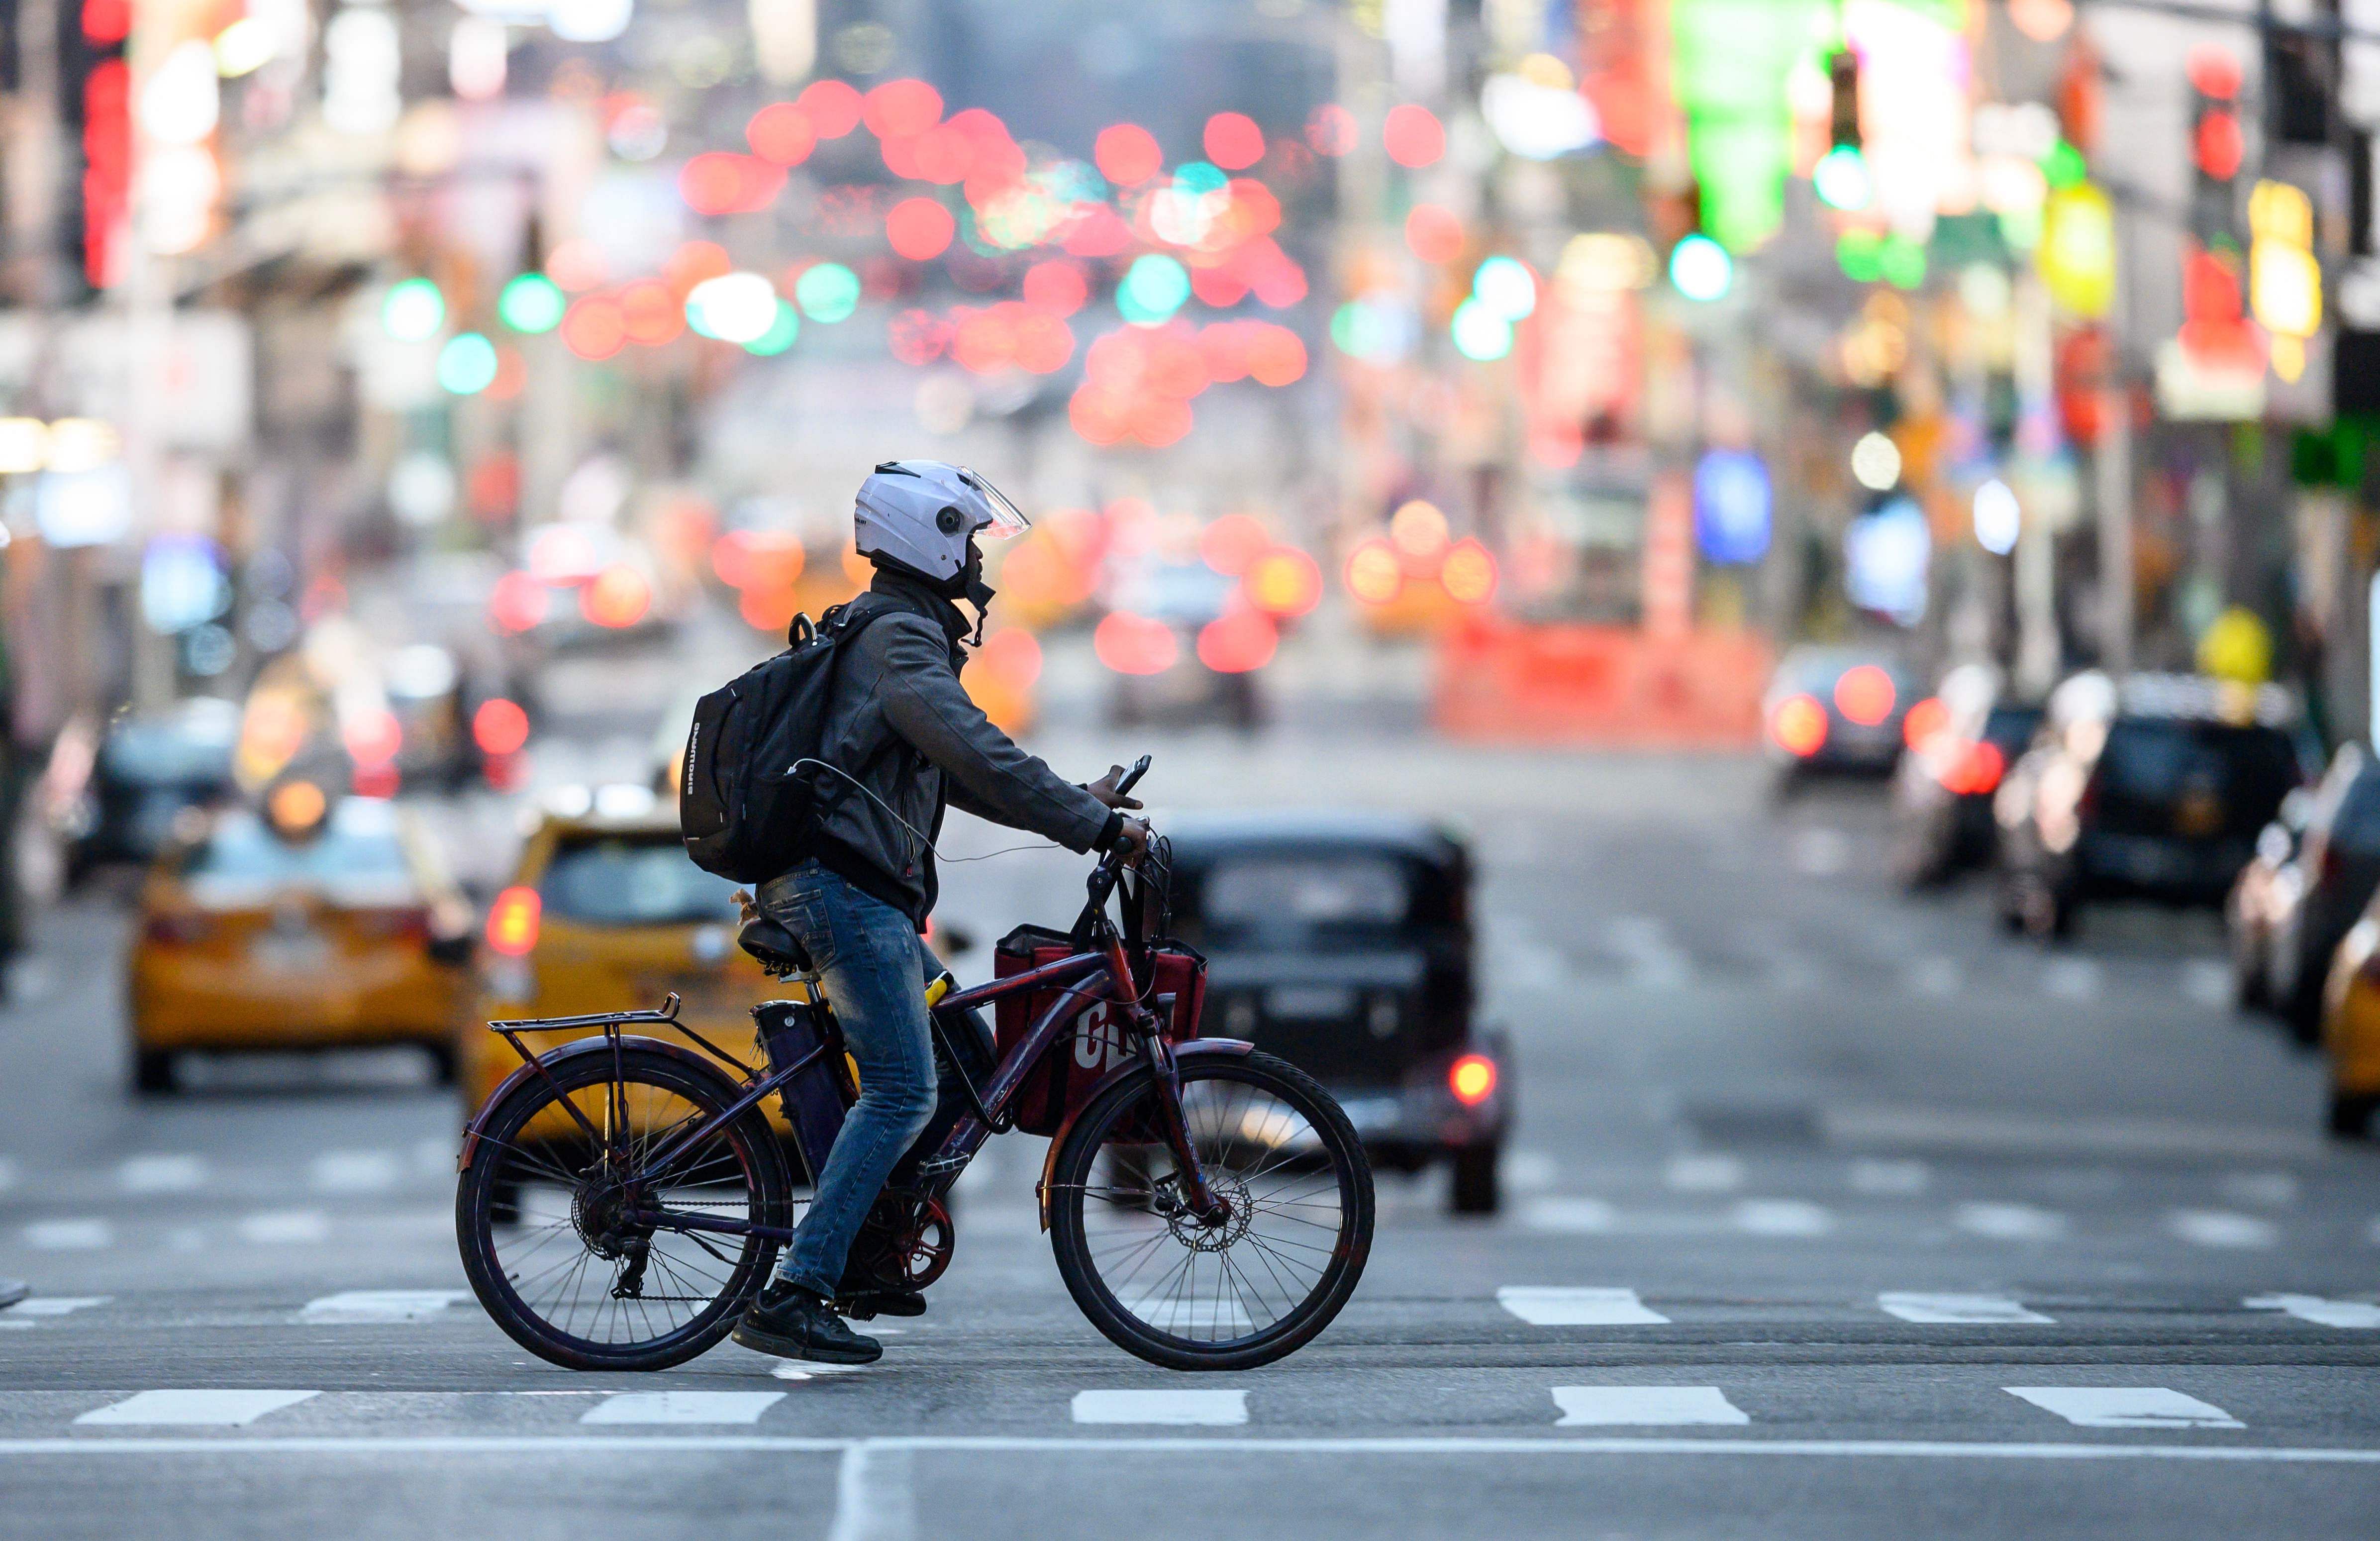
864,79,942,139
1383,104,1445,168
2186,44,2242,102
342,707,402,768
1243,546,1323,616
1199,513,1272,576
889,308,955,365
2194,109,2243,180
559,296,626,360
1022,260,1088,316
1191,267,1250,308
1902,696,1950,750
1306,103,1357,156
1247,325,1306,386
1449,1053,1497,1106
581,566,653,628
887,197,956,260
1061,205,1133,258
486,886,541,957
1196,608,1277,674
797,79,862,137
82,0,130,43
618,280,684,346
546,238,607,293
1404,203,1465,264
472,698,531,757
1094,123,1164,186
746,102,818,165
1833,664,1897,726
1771,694,1829,756
679,152,785,215
662,239,732,298
1203,112,1265,171
912,124,975,184
1093,612,1180,675
1940,739,2008,796
488,571,552,634
969,626,1043,691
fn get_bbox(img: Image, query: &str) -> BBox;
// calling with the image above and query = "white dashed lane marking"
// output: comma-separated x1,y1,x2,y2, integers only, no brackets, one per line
2040,958,2102,1000
309,1151,404,1193
1552,1387,1749,1427
22,1220,112,1251
299,1291,471,1323
1516,1197,1615,1233
1877,1293,2055,1325
2005,1388,2243,1430
582,1392,787,1425
2245,1294,2380,1328
1071,1390,1248,1426
1498,1287,1669,1326
75,1391,320,1427
116,1155,205,1194
1731,1199,1833,1237
1664,1155,1743,1193
2170,1211,2277,1249
0,1297,109,1329
239,1210,330,1245
1955,1202,2068,1241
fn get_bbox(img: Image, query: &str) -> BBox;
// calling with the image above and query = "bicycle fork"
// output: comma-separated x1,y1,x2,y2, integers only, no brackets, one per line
1142,1021,1229,1226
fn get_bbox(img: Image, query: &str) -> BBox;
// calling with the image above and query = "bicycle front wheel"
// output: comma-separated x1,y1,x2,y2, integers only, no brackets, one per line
1048,1050,1373,1371
457,1045,792,1371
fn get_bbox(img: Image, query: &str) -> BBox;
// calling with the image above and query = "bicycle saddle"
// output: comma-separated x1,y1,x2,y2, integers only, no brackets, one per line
737,913,812,974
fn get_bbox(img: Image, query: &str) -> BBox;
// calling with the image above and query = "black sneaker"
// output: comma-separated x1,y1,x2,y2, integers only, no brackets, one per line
731,1279,882,1364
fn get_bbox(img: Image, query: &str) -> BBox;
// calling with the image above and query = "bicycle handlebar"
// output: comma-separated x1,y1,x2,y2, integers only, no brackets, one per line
1080,754,1154,933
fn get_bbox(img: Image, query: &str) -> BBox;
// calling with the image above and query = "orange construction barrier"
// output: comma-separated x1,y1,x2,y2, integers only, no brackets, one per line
1432,617,1774,747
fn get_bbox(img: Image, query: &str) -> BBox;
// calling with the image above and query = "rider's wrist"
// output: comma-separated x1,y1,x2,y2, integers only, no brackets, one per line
1094,810,1123,851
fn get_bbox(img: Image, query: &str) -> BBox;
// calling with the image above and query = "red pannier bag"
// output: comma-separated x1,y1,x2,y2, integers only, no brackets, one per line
990,924,1205,1137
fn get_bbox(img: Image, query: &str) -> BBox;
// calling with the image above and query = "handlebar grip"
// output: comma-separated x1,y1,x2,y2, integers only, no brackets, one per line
1115,753,1152,797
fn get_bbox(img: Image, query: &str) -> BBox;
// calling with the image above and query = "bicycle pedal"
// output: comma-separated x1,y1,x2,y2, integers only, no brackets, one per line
834,1297,878,1321
912,1155,967,1182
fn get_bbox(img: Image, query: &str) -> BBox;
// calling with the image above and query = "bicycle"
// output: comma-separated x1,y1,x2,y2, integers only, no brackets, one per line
454,756,1374,1373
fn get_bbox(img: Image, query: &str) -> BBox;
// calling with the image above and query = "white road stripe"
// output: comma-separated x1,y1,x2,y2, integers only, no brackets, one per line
1848,1159,1930,1195
22,1219,111,1250
1904,957,1962,997
0,1296,109,1321
2244,1293,2380,1328
2217,1171,2298,1207
1877,1293,2054,1325
1664,1155,1743,1193
1731,1199,1833,1237
1071,1390,1248,1426
1955,1202,2067,1241
2005,1387,2242,1430
117,1154,206,1194
826,1439,915,1541
2170,1210,2277,1249
75,1390,320,1427
309,1151,404,1193
1503,1151,1558,1193
239,1210,330,1245
0,1434,2371,1463
1516,1197,1615,1233
299,1290,470,1323
1552,1387,1748,1427
583,1392,787,1425
2179,959,2232,1008
2040,958,2101,1000
1497,1287,1669,1326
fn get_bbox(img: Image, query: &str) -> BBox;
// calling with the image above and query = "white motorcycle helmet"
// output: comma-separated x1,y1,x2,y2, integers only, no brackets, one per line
853,460,1030,586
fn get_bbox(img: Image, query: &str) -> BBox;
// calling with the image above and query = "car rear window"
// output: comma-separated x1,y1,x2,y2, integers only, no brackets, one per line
1982,706,2043,754
1194,854,1411,944
2097,721,2299,812
185,807,410,888
540,837,737,926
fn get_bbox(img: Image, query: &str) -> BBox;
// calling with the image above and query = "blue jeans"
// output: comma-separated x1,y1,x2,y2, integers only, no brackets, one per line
758,860,973,1298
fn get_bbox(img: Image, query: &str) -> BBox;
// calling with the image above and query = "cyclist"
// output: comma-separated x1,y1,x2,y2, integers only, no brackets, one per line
733,460,1149,1366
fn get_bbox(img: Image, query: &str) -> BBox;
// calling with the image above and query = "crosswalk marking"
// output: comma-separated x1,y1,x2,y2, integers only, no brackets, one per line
582,1392,787,1425
2244,1294,2380,1328
2004,1387,2242,1430
75,1390,320,1427
117,1155,205,1194
1071,1390,1247,1426
239,1210,329,1245
309,1151,403,1193
1877,1293,2054,1325
299,1290,470,1323
1955,1202,2067,1241
1552,1387,1749,1427
22,1219,112,1250
0,1296,109,1330
1664,1155,1743,1193
2179,959,2232,1008
1731,1199,1832,1237
1497,1287,1669,1326
1517,1197,1615,1233
2040,958,2101,1000
2169,1210,2276,1249
2217,1171,2298,1208
1503,1151,1558,1193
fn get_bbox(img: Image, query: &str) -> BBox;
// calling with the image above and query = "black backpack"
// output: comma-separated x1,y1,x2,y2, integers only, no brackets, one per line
679,602,888,882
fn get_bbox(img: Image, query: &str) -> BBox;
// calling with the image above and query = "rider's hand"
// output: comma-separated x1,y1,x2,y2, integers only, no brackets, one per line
1086,764,1145,812
733,889,760,927
1111,817,1152,865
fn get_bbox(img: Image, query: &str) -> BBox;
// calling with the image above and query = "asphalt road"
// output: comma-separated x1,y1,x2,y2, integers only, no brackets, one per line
2,728,2376,1540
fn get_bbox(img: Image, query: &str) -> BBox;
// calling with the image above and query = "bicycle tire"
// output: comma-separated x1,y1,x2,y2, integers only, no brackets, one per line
1048,1050,1373,1371
456,1045,792,1371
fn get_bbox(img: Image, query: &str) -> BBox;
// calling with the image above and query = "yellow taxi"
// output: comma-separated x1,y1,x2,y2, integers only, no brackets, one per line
128,781,475,1093
2319,908,2380,1138
459,788,799,1132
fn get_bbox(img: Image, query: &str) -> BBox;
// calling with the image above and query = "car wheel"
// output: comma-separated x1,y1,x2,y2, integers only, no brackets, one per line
1449,1144,1500,1215
422,1042,459,1086
2326,1090,2377,1140
132,1049,175,1095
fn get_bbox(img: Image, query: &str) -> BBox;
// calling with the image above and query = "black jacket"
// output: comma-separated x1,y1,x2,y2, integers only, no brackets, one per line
802,570,1114,924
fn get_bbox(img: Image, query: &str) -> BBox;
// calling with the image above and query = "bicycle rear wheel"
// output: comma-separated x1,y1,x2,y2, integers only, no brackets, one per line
1048,1050,1373,1371
457,1045,792,1371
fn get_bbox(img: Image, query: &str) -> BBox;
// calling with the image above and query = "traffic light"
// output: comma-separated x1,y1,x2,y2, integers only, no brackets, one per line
1828,49,1861,150
2185,44,2244,252
1813,49,1871,211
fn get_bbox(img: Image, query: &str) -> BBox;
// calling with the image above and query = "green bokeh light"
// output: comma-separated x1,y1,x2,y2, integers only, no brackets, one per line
436,332,499,395
1879,234,1927,290
744,300,800,356
1836,229,1884,284
497,273,566,334
794,262,861,322
382,277,445,342
1450,297,1514,361
2041,140,2088,191
1118,253,1191,325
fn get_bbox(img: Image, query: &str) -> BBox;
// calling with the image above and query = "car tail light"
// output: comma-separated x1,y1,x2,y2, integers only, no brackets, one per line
1902,697,1949,750
1771,694,1828,757
1449,1053,1497,1107
1938,739,2008,797
486,886,542,957
143,912,213,946
1834,665,1896,726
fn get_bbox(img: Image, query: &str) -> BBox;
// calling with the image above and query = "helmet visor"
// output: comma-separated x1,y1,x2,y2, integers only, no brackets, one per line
956,469,1031,539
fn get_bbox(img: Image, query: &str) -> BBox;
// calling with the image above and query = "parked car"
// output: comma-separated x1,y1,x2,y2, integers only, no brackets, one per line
1996,672,2310,938
1763,645,1921,787
1159,812,1509,1213
2314,907,2380,1137
2234,747,2380,1040
1891,664,2043,885
66,697,240,881
2227,788,2311,1013
127,785,474,1092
